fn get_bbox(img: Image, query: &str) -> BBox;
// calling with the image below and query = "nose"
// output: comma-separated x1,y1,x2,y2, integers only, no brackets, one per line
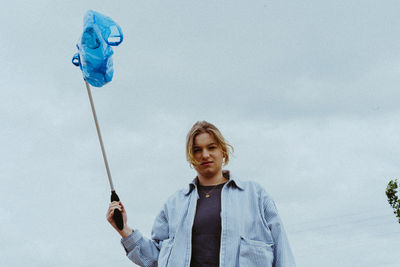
201,149,210,159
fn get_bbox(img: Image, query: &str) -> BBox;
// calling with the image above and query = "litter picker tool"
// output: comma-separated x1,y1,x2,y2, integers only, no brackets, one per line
72,10,124,230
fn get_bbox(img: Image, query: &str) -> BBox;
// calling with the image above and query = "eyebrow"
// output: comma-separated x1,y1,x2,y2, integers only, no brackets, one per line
193,142,217,147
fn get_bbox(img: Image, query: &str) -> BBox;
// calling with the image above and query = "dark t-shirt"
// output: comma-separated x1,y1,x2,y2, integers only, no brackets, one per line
190,182,226,267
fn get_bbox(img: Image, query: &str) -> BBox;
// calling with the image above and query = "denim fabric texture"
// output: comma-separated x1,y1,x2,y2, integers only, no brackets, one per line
121,173,296,267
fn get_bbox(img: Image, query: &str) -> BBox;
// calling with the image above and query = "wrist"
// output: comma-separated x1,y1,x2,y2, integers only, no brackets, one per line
120,226,133,238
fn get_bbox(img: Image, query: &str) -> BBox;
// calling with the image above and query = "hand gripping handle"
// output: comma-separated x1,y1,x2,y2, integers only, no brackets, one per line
111,190,124,230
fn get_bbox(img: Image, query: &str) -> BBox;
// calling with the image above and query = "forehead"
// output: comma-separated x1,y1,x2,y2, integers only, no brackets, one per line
194,132,217,146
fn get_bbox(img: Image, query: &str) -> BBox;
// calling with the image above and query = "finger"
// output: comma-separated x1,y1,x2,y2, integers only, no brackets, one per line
107,209,121,220
109,203,122,210
108,205,121,212
107,207,116,216
107,211,114,222
107,206,121,218
111,206,122,212
109,202,120,208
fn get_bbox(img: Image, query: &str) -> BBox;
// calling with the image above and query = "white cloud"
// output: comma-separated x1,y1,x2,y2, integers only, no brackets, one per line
1,0,400,266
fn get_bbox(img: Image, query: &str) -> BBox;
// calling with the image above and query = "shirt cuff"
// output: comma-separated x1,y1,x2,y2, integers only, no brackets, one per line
121,229,142,254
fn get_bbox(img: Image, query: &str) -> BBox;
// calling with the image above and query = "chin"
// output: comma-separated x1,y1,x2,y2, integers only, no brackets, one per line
195,165,222,178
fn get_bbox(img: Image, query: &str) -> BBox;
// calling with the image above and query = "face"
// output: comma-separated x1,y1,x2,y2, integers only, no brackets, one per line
193,132,224,179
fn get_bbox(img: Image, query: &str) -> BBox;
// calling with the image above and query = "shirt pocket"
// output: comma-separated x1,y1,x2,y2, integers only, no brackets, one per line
158,237,174,267
239,236,274,267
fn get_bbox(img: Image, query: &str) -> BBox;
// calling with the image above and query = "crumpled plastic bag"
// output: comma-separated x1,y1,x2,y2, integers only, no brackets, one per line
72,10,123,87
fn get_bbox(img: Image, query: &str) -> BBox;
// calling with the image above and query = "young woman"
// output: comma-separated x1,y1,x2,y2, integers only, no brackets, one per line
107,121,296,267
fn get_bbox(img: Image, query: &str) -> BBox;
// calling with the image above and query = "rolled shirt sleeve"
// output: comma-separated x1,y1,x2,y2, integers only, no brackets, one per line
120,206,169,267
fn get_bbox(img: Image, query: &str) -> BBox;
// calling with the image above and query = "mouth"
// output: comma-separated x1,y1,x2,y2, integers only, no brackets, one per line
201,161,213,166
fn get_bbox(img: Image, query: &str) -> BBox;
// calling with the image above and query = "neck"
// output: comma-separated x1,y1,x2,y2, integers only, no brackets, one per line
197,171,226,186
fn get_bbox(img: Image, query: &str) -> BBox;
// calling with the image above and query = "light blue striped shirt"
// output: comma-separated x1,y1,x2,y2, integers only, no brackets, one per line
121,173,296,267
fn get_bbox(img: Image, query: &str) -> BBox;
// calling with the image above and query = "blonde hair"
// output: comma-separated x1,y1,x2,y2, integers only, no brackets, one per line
186,121,233,166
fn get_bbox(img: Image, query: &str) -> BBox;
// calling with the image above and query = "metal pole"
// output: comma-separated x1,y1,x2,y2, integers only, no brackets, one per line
84,79,115,191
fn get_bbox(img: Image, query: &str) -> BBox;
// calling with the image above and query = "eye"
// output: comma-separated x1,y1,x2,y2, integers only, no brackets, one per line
193,148,201,153
209,146,217,150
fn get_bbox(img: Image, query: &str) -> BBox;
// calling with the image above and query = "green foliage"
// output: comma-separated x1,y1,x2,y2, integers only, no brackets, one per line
386,179,400,224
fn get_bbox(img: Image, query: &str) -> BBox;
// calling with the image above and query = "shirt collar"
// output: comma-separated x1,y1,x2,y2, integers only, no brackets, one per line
185,170,244,195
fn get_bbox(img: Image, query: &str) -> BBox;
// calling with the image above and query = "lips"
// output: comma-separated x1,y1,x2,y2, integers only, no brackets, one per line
201,161,213,166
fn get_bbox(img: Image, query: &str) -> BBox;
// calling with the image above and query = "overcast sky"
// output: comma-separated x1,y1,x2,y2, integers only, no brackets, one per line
1,1,400,266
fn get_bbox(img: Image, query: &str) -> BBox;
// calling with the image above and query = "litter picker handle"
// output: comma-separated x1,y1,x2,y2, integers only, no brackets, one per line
84,80,124,230
84,79,115,191
111,190,124,230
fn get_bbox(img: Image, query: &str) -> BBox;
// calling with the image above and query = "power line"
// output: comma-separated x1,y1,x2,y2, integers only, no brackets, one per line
288,209,392,228
289,214,394,234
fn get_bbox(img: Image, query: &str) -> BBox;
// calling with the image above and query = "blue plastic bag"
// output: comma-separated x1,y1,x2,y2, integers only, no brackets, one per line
72,10,123,87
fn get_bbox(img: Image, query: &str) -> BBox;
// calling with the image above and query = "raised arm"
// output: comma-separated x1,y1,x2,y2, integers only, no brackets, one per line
107,201,169,267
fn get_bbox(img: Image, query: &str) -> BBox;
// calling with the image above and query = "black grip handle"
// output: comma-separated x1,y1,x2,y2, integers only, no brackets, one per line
111,190,124,230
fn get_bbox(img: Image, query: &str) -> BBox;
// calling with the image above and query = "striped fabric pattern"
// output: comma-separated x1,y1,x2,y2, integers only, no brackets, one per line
121,174,296,267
